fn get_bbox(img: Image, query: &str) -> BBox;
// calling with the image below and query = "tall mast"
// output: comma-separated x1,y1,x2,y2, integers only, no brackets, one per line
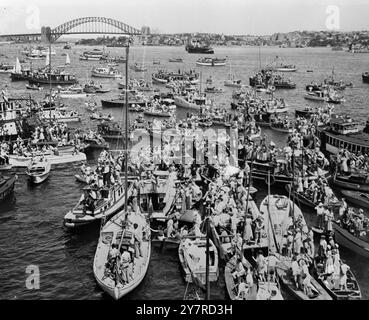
124,42,129,215
49,40,52,122
241,147,255,252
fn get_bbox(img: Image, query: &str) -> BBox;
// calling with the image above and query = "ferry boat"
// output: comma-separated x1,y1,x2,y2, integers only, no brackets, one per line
196,57,226,67
28,69,78,86
304,90,344,104
64,181,133,228
25,157,51,184
0,63,14,74
317,114,369,155
91,66,122,78
80,54,101,61
80,49,103,61
363,72,369,84
152,70,199,85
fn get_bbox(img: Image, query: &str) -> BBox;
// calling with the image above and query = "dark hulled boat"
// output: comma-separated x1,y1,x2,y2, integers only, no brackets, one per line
185,40,214,54
28,71,78,86
0,174,17,203
313,258,361,300
333,220,369,258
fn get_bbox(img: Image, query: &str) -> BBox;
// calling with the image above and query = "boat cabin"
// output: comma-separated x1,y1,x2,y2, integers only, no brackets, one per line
329,116,361,135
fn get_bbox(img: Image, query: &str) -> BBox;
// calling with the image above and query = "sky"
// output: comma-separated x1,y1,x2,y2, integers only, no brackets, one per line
0,0,368,36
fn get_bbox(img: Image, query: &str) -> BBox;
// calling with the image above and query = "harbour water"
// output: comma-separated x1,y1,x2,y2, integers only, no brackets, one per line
1,45,369,299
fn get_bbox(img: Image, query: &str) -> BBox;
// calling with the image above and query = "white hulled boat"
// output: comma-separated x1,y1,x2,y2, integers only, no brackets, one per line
91,66,122,78
9,151,86,168
93,207,151,299
25,157,51,184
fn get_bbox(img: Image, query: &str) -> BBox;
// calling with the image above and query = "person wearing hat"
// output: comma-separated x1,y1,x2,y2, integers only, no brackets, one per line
254,215,264,245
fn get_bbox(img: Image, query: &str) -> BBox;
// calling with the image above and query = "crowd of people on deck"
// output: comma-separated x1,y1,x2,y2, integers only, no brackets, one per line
337,203,369,238
333,147,369,175
316,234,351,292
79,150,125,215
296,175,337,205
106,204,149,285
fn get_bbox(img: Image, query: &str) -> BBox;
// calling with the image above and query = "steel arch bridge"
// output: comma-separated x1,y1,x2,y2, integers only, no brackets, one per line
0,16,141,42
47,16,141,42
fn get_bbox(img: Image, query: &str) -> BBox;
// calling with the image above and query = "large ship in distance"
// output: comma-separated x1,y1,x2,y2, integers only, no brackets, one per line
185,39,214,54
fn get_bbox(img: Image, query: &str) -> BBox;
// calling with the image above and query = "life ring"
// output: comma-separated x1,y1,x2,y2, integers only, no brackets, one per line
269,85,276,92
249,107,255,114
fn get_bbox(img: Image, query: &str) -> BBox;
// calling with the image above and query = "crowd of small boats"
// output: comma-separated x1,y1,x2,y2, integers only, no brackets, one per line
1,44,369,302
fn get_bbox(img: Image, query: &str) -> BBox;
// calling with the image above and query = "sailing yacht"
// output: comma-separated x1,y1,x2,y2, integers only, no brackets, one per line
93,46,151,300
224,193,284,300
259,193,332,300
93,204,151,300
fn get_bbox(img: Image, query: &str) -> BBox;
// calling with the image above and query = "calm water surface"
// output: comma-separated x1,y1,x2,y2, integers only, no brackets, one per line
0,45,369,299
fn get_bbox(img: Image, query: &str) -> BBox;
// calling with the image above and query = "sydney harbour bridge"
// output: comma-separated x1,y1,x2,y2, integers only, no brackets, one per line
0,16,142,42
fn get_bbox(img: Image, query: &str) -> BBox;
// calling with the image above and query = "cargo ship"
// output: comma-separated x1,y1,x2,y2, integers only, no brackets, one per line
185,39,214,54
